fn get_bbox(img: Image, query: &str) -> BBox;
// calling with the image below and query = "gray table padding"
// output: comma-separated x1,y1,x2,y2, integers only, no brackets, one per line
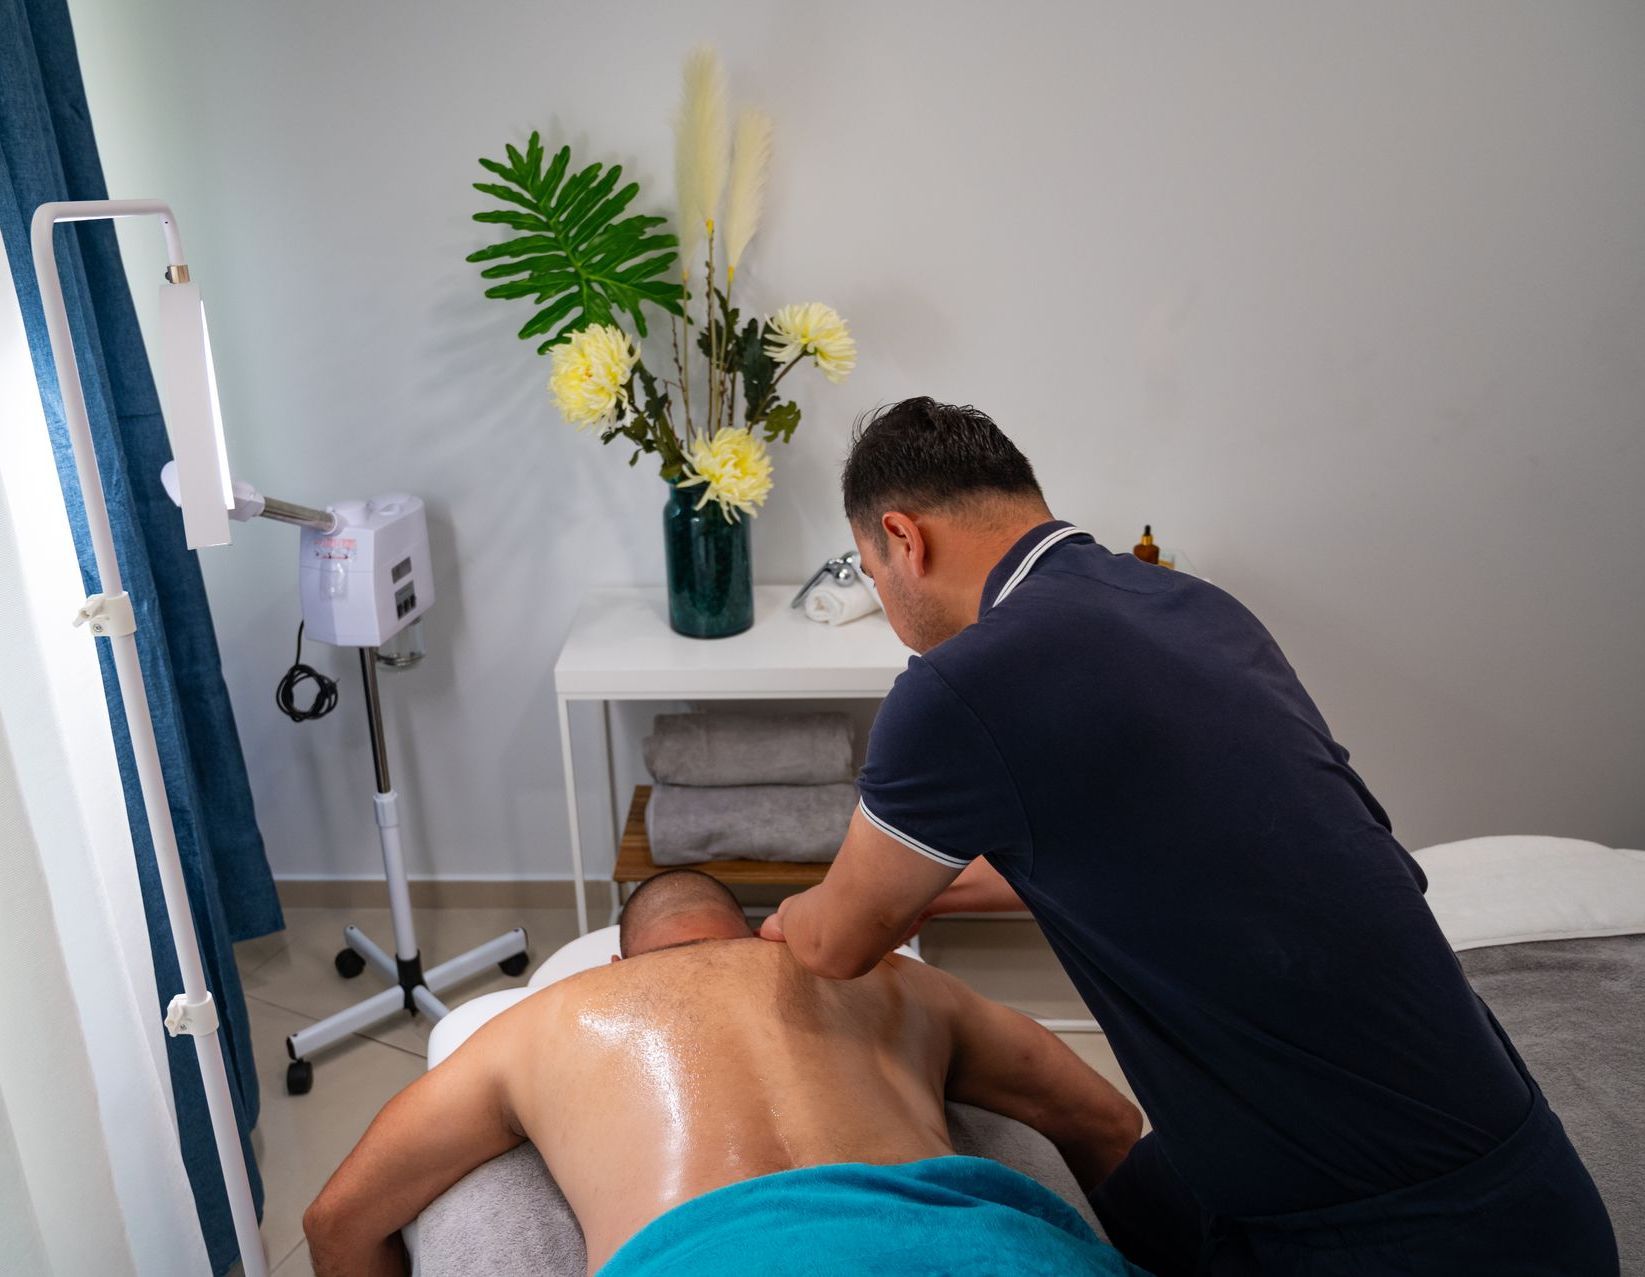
413,1102,1098,1276
1458,934,1643,1273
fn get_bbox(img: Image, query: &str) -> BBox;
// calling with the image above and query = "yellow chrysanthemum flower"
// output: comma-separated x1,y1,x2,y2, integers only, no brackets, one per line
678,427,774,521
548,324,639,429
765,303,856,383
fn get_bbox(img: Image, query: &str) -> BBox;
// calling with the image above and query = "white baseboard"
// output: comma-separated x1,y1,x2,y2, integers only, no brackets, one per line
272,876,798,910
274,876,598,910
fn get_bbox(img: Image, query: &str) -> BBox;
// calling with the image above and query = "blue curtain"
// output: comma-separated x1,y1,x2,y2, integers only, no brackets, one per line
1,0,284,1271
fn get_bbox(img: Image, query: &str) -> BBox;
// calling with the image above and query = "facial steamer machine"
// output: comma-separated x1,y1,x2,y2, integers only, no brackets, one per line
161,465,530,1095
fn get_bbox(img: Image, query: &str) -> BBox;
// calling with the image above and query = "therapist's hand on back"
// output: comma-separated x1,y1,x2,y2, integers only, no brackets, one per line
756,805,960,977
761,858,1024,943
757,899,789,942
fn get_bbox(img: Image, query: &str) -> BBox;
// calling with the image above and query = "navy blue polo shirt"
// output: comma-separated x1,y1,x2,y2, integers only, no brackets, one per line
858,522,1531,1217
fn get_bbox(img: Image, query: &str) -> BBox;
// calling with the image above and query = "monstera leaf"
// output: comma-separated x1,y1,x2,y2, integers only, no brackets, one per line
468,133,684,352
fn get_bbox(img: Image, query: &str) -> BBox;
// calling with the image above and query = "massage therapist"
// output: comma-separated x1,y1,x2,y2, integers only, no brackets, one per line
759,398,1615,1276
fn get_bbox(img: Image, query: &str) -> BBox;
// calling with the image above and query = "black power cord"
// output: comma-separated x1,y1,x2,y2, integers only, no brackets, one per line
276,622,338,722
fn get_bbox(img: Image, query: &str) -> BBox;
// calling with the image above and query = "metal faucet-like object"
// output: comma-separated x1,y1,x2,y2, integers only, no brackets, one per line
791,549,862,608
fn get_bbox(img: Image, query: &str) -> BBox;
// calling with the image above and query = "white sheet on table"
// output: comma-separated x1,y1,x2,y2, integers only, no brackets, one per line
1412,834,1645,951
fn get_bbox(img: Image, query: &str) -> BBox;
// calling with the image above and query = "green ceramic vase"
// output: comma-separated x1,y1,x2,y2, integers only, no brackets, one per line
663,482,753,638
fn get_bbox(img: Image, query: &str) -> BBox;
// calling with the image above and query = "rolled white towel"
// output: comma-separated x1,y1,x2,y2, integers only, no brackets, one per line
803,577,882,625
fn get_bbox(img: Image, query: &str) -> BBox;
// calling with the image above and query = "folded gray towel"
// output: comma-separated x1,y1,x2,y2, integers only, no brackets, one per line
646,783,857,864
644,712,854,787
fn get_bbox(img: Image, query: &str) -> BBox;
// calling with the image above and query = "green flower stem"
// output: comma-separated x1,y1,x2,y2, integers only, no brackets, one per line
722,270,737,436
748,356,800,426
704,227,720,436
671,312,694,447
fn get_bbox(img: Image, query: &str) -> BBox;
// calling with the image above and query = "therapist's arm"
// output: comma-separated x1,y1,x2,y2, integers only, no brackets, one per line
922,856,1026,916
759,805,960,978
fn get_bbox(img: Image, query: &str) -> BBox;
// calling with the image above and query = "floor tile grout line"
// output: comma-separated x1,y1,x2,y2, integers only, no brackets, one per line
266,1235,305,1274
367,1035,430,1062
243,989,432,1064
234,943,290,981
245,990,322,1024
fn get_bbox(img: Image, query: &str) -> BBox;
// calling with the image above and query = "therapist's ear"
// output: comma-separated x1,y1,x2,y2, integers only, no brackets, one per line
881,512,929,578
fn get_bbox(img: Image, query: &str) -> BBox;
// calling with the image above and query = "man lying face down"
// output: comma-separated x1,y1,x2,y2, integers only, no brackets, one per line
303,870,1146,1275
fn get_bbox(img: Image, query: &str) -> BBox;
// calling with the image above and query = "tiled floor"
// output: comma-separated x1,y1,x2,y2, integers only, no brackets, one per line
235,906,1137,1275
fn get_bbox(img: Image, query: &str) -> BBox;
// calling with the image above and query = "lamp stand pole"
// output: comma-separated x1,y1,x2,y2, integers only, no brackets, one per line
30,200,267,1277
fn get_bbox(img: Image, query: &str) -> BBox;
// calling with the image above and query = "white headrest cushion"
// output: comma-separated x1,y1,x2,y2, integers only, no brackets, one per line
1412,834,1645,951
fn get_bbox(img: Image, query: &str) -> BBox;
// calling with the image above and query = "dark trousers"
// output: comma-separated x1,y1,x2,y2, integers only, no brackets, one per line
1092,1092,1617,1276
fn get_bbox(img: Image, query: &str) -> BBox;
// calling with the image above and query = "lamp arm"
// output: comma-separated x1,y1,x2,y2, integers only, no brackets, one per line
34,197,187,268
29,202,177,599
260,494,340,534
160,461,339,533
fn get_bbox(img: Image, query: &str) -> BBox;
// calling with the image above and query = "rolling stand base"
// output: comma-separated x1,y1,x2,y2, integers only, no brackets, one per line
282,647,530,1093
285,924,528,1093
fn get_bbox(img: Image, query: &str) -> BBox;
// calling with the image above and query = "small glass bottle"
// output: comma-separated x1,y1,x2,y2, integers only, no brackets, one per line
1133,525,1160,565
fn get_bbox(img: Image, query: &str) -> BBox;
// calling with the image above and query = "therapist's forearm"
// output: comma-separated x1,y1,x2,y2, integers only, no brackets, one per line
767,807,960,976
776,882,902,980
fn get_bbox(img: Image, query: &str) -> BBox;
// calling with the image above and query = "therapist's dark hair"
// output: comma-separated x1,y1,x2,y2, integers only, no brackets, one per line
842,398,1044,540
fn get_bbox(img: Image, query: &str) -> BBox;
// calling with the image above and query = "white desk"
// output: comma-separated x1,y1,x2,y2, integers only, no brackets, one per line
553,584,1098,1032
556,585,912,702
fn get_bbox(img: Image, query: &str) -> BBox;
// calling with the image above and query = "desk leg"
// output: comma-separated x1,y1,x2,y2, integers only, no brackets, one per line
557,695,590,935
601,700,623,926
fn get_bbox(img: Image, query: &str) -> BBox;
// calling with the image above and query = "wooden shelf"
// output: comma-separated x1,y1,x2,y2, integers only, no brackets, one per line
615,785,832,887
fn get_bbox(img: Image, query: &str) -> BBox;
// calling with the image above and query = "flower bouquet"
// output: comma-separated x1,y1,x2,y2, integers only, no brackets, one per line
468,47,854,636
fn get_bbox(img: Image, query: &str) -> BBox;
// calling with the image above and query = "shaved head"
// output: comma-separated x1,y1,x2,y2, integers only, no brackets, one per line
618,870,751,957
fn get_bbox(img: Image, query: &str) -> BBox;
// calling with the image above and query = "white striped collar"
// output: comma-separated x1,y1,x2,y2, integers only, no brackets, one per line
989,524,1092,610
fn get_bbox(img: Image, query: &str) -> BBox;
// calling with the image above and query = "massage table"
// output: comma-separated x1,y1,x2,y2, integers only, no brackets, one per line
1412,834,1644,1271
412,836,1645,1275
408,929,1104,1275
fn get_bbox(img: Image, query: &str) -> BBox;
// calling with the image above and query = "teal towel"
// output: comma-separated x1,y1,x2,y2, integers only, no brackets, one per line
599,1155,1148,1276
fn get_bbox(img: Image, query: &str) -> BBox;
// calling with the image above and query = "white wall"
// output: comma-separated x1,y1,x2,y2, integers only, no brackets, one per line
67,1,1645,880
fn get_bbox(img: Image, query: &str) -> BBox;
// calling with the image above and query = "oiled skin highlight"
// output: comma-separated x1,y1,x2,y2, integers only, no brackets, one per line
505,939,955,1270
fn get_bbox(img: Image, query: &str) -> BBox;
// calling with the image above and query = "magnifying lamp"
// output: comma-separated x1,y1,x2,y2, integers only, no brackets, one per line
156,271,234,547
30,199,267,1276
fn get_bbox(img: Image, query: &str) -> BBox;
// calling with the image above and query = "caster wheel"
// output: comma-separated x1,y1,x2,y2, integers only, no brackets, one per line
334,947,366,979
286,1059,313,1096
498,952,530,978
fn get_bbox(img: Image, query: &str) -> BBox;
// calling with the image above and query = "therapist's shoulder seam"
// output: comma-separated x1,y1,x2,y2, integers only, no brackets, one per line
912,659,1037,862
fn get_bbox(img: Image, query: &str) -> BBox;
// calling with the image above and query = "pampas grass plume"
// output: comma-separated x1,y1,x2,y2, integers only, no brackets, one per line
724,108,773,279
674,45,729,277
